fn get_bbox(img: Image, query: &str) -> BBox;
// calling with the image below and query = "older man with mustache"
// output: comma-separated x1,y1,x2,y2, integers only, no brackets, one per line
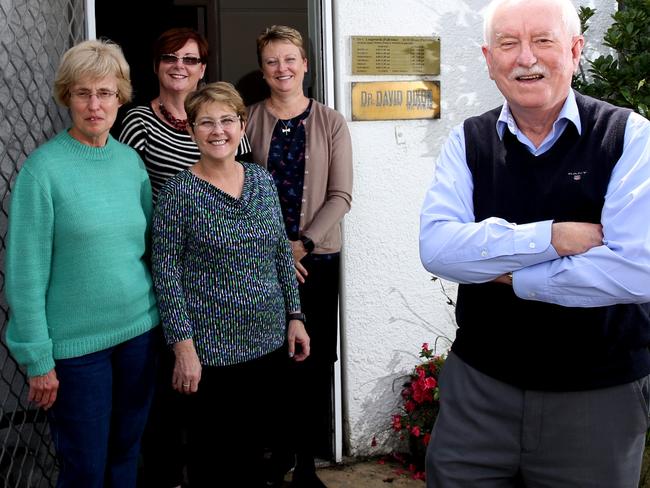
419,0,650,487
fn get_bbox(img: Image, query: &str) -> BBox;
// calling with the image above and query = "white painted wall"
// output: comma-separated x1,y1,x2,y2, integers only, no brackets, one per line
331,0,617,455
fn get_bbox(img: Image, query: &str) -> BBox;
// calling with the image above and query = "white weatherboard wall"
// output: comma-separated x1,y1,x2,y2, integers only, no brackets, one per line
331,0,617,455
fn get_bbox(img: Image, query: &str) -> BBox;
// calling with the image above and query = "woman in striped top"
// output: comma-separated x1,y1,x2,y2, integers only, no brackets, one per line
152,81,310,488
119,28,252,202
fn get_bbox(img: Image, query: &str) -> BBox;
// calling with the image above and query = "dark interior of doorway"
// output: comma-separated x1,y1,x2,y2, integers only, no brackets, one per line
96,0,335,467
96,0,274,106
96,0,205,134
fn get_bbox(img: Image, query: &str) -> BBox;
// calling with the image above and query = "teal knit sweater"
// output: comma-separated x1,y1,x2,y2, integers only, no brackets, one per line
5,130,160,377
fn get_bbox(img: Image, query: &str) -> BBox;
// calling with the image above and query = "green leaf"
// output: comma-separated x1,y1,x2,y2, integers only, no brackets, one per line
573,0,650,118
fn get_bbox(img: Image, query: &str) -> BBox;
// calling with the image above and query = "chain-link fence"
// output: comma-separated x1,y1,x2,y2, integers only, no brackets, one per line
0,0,86,485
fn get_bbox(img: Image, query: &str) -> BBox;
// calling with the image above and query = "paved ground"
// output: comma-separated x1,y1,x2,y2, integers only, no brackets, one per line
279,458,424,487
305,450,650,488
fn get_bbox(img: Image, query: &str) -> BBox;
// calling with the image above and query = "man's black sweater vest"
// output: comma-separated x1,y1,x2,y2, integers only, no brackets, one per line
454,92,650,391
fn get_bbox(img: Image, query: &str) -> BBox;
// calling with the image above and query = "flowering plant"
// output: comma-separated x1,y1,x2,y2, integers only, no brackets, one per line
390,342,446,479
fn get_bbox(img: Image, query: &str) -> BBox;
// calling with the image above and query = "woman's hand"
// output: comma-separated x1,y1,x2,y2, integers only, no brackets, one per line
287,320,310,362
28,369,59,410
172,339,202,394
294,263,308,284
290,240,309,284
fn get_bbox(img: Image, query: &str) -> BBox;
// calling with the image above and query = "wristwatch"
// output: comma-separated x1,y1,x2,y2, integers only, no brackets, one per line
287,312,306,324
300,236,315,253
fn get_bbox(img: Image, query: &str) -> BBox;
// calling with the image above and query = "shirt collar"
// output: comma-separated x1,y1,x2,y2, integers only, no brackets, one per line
495,89,582,140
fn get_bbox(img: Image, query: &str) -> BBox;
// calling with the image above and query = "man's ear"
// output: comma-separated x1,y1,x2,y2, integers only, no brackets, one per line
571,35,585,71
482,44,495,81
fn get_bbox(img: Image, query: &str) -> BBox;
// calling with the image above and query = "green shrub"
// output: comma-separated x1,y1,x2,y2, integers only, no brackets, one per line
573,0,650,118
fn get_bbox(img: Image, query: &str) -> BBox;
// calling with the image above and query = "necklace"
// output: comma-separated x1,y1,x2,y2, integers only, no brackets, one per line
279,119,292,135
159,102,188,131
268,98,308,135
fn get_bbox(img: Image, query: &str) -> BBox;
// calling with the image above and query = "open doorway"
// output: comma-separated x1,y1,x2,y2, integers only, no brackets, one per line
96,0,319,112
95,0,337,464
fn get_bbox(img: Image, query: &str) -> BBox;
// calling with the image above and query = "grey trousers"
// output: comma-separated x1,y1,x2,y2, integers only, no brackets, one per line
426,352,650,488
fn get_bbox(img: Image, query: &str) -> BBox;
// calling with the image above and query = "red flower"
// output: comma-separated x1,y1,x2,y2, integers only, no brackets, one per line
391,414,402,431
424,376,437,390
412,387,424,403
390,349,447,482
417,366,426,380
413,471,426,480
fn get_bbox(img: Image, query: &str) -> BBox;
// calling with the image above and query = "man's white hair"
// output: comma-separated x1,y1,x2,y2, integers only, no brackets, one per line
483,0,581,45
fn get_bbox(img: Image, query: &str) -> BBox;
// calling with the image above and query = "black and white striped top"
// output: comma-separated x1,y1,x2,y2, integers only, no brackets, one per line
119,105,252,201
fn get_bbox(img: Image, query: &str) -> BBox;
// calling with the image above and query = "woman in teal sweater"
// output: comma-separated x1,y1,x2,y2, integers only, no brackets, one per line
5,40,159,488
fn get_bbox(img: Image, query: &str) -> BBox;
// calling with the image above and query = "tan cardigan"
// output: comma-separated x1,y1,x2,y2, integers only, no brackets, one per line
246,100,353,254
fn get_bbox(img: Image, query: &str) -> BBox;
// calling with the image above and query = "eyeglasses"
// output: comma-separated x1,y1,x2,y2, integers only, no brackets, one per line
193,116,241,133
160,54,203,66
70,89,119,102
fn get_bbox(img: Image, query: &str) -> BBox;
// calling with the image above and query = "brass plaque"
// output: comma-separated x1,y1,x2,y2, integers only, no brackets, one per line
351,81,440,121
352,36,440,75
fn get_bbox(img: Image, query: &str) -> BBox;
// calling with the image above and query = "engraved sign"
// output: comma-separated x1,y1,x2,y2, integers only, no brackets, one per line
351,81,440,121
352,36,440,75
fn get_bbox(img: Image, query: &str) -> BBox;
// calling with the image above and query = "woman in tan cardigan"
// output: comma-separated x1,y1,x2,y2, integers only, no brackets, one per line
246,25,352,488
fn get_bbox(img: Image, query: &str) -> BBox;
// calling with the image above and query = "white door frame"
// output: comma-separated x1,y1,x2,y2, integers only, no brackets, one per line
85,0,96,38
316,0,344,464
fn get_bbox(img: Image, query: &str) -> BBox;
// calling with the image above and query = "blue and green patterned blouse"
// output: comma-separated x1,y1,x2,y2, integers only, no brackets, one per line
151,162,300,366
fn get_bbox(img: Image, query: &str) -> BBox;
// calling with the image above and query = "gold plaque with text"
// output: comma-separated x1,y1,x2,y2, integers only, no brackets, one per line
352,36,440,75
351,81,440,121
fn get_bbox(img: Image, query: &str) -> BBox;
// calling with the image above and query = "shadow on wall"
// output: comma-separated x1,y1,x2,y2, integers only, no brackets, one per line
349,285,456,456
420,0,503,159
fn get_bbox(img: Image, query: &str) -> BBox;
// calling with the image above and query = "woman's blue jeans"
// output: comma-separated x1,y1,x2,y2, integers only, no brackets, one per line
47,328,158,488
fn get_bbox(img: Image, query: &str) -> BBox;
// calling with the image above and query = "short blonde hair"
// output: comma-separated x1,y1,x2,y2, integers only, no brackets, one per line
54,39,132,107
184,82,247,126
256,25,306,67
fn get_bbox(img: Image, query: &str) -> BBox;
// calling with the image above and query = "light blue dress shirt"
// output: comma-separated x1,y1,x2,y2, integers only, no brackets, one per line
419,90,650,307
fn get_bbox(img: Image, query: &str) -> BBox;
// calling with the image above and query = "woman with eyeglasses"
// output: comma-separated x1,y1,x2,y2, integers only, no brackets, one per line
246,25,353,488
5,39,159,487
119,27,252,202
151,81,310,487
118,27,253,488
